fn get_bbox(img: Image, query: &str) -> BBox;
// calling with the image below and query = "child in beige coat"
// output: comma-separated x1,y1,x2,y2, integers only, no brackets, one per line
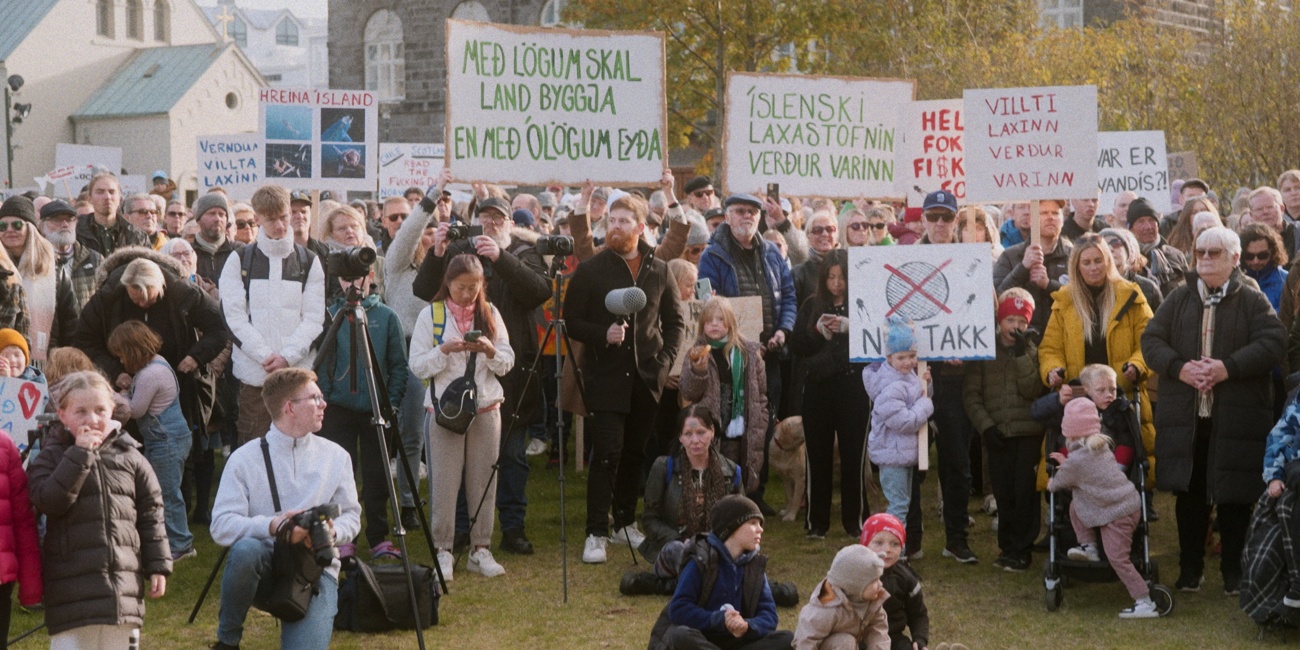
794,545,890,650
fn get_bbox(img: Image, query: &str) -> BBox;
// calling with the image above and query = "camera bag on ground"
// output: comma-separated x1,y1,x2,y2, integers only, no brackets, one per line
254,437,323,622
428,302,478,434
334,556,440,631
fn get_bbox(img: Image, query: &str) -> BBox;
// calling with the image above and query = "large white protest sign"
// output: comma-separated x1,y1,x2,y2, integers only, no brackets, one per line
724,73,913,199
0,378,48,454
54,144,122,197
963,85,1098,202
259,88,378,192
1097,131,1170,213
848,244,995,362
379,143,446,198
894,99,964,205
444,19,666,186
197,134,262,196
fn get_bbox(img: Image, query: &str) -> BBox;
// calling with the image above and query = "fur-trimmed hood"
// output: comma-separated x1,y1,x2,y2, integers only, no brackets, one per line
511,228,540,246
95,246,186,289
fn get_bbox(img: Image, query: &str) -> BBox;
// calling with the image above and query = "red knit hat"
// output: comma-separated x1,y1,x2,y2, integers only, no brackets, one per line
859,512,906,548
996,293,1035,324
903,207,923,224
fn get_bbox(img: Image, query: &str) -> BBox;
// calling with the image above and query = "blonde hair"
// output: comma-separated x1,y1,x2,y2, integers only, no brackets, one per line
45,347,99,386
697,296,744,358
1065,236,1122,346
1080,432,1115,453
13,222,53,279
121,258,166,292
53,370,115,409
1078,363,1117,390
250,184,290,220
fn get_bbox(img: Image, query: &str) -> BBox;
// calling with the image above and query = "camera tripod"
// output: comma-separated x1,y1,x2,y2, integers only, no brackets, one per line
189,283,443,649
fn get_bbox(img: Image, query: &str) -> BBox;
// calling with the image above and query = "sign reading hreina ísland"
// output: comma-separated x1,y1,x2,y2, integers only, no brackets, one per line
444,19,667,186
723,72,914,199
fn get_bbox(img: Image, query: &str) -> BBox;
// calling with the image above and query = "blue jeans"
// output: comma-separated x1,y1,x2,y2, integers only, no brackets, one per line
217,538,338,648
139,408,193,554
878,465,913,523
397,373,427,509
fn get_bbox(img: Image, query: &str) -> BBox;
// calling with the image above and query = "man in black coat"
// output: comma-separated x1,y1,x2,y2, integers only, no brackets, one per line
563,193,684,565
413,196,550,554
1142,226,1286,595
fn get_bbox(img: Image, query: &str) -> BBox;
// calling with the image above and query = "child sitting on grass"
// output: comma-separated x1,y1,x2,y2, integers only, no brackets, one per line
863,317,933,523
860,513,930,650
1047,398,1154,619
793,544,889,649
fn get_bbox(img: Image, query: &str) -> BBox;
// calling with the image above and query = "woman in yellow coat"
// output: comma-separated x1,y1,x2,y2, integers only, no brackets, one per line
1038,234,1156,486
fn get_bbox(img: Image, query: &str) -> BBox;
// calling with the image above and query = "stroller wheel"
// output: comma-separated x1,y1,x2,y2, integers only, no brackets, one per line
1045,583,1063,611
1150,584,1175,617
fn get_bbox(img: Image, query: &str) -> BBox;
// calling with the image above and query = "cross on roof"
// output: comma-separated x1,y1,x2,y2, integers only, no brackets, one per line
214,6,235,41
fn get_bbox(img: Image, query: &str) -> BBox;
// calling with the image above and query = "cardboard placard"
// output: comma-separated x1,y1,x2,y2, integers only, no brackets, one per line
963,85,1098,202
197,134,263,197
0,378,48,455
724,72,914,199
1097,131,1170,214
379,143,446,198
894,99,964,205
848,244,995,362
258,88,379,192
53,144,122,197
1167,151,1199,181
444,19,667,186
672,296,764,375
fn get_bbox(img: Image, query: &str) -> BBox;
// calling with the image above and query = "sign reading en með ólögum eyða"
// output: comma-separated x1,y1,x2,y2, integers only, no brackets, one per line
197,134,262,198
894,98,964,205
723,72,914,199
379,143,446,199
444,19,667,187
258,88,379,193
962,85,1098,203
1097,130,1171,214
847,244,995,362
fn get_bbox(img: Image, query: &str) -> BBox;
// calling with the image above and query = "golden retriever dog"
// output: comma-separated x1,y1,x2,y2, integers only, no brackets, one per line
768,416,807,522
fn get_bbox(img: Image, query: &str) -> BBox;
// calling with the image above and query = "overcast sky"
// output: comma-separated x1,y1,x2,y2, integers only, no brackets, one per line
198,0,327,19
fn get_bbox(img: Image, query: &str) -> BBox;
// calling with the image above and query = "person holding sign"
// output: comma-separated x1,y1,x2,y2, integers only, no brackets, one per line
993,199,1073,338
863,317,933,526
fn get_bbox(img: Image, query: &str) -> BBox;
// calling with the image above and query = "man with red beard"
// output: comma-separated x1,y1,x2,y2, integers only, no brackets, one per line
564,193,685,564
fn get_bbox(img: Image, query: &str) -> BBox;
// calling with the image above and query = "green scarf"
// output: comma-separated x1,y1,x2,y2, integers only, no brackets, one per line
709,339,745,430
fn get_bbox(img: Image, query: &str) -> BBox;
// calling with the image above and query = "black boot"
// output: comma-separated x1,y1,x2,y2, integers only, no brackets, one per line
500,528,535,555
620,570,675,596
400,507,420,531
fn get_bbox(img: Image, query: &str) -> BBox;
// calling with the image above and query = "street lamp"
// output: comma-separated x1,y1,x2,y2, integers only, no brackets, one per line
4,73,28,189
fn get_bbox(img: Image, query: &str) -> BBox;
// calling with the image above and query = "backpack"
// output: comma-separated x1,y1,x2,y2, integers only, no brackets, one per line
238,243,316,314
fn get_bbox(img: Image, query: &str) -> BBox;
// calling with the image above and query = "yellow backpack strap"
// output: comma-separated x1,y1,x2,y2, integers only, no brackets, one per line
431,301,447,344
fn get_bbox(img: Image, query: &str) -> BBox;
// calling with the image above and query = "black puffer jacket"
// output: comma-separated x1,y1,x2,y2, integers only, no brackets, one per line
1142,269,1286,503
27,423,171,635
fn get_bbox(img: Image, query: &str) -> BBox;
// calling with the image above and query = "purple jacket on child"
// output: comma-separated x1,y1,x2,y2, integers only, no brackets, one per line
863,362,933,468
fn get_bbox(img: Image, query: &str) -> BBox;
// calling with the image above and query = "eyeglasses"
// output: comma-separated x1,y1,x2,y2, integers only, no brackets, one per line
386,213,409,223
1242,251,1271,262
692,189,715,198
235,219,255,229
43,215,77,225
848,222,885,232
131,208,158,216
166,210,186,218
0,221,24,232
809,225,836,236
1194,247,1225,260
289,394,326,406
924,212,956,223
478,212,507,224
170,250,195,260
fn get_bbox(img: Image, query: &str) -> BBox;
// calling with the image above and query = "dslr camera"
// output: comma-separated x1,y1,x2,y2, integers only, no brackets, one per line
534,235,574,256
291,503,341,567
326,246,376,281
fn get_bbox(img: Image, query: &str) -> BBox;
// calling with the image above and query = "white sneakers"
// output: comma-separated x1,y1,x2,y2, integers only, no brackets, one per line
1119,598,1158,619
611,524,646,548
468,548,506,577
1067,544,1101,562
583,535,608,563
436,550,455,582
525,438,548,456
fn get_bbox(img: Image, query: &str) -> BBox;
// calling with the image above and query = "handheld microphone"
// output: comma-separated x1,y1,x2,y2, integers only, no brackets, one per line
605,286,647,317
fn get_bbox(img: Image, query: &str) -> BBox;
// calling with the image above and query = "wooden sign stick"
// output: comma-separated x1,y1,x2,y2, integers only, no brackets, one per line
917,360,930,471
1030,199,1042,248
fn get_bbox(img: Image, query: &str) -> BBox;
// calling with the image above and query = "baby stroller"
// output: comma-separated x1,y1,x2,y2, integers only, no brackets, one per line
1042,388,1174,615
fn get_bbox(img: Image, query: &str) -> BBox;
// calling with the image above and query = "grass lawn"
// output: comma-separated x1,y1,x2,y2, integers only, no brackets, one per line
9,452,1271,648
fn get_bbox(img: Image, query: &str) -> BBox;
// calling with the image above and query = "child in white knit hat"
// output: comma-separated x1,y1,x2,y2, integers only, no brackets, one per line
1048,398,1153,619
794,544,889,649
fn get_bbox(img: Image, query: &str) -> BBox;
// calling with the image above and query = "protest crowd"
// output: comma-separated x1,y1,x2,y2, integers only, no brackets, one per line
8,152,1300,649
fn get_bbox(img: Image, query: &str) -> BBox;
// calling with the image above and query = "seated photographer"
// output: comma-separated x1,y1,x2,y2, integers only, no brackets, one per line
209,368,362,650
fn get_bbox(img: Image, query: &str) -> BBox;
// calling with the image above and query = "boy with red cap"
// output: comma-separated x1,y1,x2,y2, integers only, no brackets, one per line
962,288,1046,572
860,514,931,650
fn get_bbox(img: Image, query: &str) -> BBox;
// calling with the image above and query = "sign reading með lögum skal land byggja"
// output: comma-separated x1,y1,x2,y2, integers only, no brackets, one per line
444,19,666,186
848,244,995,362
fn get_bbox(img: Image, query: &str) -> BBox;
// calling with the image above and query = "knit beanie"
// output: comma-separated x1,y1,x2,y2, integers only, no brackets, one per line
859,512,906,548
827,545,885,600
884,316,915,356
0,196,36,225
1062,397,1101,440
0,329,29,365
192,192,229,220
512,208,535,228
710,495,764,542
996,293,1035,324
1125,197,1159,228
686,217,709,247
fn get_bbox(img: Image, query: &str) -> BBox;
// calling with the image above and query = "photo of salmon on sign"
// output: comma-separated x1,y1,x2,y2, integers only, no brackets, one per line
894,99,964,206
963,85,1098,202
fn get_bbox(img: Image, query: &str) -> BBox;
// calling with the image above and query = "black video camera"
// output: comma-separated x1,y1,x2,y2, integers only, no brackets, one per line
535,235,574,256
446,221,482,242
291,503,341,567
326,246,377,281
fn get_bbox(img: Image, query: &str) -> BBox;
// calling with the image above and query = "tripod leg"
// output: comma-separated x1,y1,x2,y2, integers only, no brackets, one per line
188,546,229,624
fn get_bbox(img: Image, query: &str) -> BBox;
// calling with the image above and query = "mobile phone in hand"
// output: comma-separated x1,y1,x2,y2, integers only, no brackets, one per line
464,330,482,342
695,278,712,302
766,183,779,204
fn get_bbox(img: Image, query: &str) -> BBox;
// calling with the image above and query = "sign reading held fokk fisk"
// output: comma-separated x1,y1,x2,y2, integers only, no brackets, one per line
848,244,995,362
894,98,964,205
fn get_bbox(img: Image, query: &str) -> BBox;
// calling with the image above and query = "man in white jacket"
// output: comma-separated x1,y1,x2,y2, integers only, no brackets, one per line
220,184,326,446
209,368,362,650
